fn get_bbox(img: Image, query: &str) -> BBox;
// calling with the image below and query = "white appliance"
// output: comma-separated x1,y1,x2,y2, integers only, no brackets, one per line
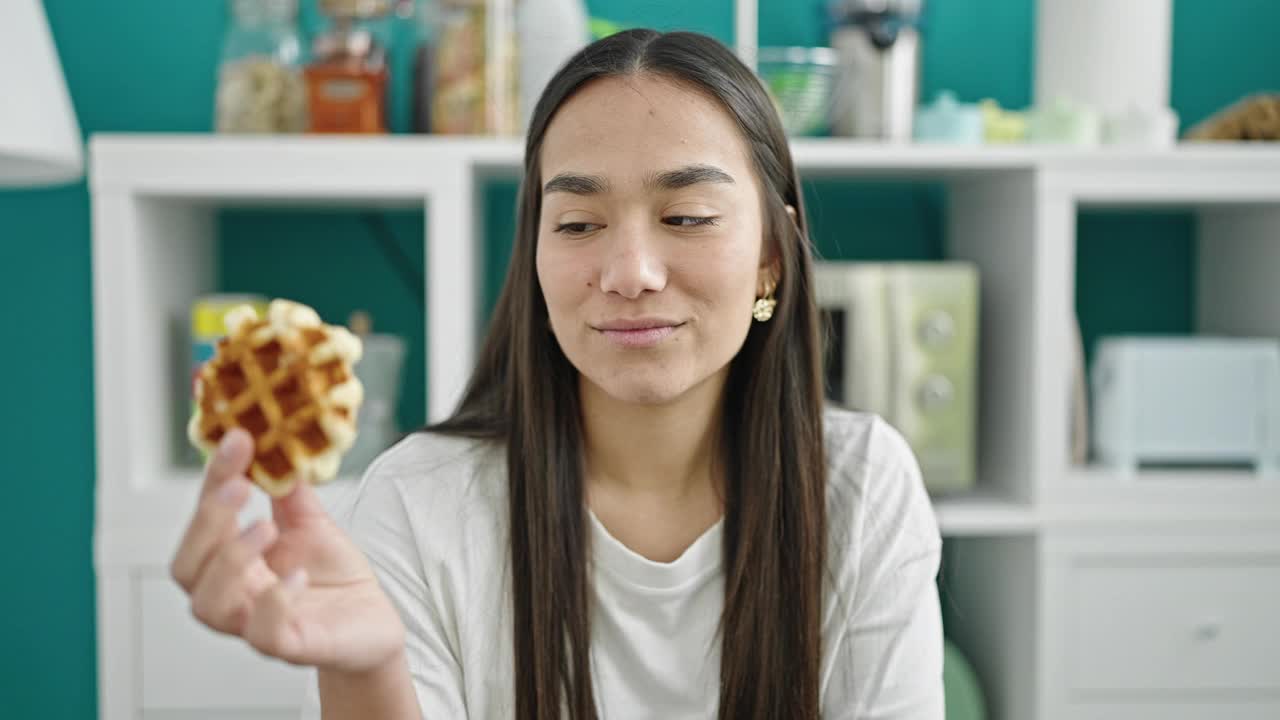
814,261,979,494
1091,337,1280,474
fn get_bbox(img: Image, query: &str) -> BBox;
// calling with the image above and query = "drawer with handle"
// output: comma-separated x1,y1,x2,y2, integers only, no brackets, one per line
1064,555,1280,694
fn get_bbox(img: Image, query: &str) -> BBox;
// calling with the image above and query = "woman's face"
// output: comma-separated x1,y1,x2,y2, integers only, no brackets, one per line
536,74,775,407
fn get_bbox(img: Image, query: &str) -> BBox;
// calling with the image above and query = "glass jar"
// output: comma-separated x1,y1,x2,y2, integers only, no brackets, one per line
215,0,308,133
432,0,518,135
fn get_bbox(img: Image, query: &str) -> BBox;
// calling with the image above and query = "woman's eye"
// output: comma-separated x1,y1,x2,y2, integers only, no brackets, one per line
554,222,602,235
664,216,720,228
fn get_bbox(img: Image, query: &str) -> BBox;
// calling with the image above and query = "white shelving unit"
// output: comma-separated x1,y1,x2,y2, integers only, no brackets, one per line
90,134,1280,720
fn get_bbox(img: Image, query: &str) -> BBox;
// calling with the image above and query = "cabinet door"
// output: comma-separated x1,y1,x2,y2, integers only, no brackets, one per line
1044,529,1280,720
139,572,310,711
1064,557,1280,693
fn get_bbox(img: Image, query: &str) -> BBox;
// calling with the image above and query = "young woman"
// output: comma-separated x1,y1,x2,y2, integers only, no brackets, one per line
170,29,942,720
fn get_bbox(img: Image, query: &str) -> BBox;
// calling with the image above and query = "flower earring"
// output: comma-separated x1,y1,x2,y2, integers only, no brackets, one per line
752,281,777,322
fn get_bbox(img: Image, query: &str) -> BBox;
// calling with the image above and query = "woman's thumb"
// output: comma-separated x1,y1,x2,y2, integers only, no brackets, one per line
271,477,329,527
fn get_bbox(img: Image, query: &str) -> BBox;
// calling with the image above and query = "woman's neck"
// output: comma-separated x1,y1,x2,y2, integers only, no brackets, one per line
579,370,727,503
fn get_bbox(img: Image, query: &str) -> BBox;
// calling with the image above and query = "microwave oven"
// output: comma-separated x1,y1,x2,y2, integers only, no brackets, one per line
814,261,979,494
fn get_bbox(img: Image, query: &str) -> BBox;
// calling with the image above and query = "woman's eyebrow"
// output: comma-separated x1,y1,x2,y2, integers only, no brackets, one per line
543,173,610,195
541,164,736,196
645,164,736,191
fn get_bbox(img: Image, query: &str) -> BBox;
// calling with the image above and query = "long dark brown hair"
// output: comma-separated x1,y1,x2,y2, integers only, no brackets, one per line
425,28,827,720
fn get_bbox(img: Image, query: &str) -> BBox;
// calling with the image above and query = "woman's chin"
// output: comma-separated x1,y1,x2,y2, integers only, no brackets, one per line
618,387,684,406
588,371,689,407
609,382,685,406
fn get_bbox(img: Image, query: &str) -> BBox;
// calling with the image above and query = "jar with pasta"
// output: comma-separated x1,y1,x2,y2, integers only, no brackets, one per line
215,0,308,133
433,0,518,135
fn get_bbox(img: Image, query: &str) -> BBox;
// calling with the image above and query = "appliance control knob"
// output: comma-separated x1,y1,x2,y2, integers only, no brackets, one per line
918,309,955,349
917,374,954,412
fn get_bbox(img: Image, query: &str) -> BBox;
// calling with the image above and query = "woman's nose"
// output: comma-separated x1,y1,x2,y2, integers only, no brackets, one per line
597,226,667,299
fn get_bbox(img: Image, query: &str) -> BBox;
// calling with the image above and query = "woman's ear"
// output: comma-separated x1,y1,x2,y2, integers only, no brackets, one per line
758,204,796,289
758,257,782,294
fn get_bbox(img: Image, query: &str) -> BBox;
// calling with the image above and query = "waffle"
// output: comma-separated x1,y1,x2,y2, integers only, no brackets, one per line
187,299,364,497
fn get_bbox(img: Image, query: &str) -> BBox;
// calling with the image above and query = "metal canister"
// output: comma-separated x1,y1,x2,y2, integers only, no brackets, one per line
828,0,924,141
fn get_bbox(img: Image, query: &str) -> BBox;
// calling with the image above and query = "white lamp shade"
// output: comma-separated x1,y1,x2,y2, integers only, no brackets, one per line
1035,0,1172,115
0,0,83,187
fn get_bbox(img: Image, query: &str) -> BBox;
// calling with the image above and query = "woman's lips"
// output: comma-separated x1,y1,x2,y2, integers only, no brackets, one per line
598,323,682,348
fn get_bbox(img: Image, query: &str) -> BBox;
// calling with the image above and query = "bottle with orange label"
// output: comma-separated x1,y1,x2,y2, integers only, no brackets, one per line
305,0,395,133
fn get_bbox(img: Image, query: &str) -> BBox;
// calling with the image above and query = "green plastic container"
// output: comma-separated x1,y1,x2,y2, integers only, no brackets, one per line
944,638,987,720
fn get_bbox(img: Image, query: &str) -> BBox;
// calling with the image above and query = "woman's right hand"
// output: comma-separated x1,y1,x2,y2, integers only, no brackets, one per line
170,428,407,675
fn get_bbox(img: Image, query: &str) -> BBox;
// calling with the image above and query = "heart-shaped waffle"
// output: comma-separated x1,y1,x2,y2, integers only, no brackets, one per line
187,299,364,496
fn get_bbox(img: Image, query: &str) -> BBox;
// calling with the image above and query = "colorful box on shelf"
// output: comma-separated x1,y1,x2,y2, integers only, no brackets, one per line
190,294,270,390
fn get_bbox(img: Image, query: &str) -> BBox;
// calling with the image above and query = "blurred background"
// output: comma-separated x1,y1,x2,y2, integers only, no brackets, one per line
2,0,1279,718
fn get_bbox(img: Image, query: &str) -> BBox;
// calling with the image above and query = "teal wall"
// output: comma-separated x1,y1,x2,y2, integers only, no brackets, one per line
2,1,1277,716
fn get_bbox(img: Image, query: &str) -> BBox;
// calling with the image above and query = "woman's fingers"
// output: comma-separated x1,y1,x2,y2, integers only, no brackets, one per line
171,429,257,593
171,474,254,592
188,519,279,635
201,428,254,495
244,567,311,665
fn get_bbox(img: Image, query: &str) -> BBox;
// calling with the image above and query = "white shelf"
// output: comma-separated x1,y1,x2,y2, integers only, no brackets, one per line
1039,466,1280,528
933,493,1039,536
89,134,524,198
91,133,1280,189
89,132,1280,720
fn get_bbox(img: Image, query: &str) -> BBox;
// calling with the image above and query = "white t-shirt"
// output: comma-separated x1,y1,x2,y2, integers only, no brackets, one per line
301,407,943,719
